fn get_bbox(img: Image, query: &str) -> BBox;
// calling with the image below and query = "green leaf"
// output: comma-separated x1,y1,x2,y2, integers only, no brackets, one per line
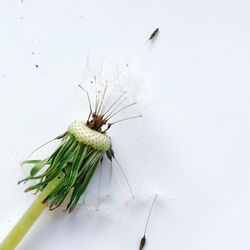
30,158,49,176
68,156,102,213
23,160,41,164
24,139,78,192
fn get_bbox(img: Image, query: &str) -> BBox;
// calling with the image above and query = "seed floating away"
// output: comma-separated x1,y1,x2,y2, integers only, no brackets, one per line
0,28,159,250
139,194,158,250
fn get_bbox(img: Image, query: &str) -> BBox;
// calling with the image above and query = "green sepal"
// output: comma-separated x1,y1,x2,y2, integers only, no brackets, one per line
21,132,109,213
30,158,49,177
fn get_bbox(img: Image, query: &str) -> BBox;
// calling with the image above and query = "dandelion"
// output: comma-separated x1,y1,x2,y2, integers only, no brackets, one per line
0,28,159,250
0,72,138,249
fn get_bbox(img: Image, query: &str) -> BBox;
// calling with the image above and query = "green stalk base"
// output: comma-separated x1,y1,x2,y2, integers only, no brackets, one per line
0,174,63,250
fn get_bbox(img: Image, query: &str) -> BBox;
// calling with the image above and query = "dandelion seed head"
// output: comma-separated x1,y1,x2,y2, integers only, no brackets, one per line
80,55,146,125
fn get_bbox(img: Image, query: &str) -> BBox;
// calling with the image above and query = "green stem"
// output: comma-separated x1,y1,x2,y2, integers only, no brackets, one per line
0,174,63,250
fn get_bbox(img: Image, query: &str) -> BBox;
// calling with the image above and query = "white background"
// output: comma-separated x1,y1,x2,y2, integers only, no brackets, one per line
0,0,250,249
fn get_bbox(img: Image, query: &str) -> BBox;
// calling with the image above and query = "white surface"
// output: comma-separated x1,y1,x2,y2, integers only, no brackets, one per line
0,0,250,249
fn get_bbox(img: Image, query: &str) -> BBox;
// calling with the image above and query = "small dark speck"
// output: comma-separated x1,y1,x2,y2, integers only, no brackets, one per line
149,28,159,40
20,17,24,20
80,16,83,18
32,52,35,55
35,65,39,68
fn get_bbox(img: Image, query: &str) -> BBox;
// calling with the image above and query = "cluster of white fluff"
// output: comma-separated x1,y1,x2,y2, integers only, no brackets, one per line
79,55,145,122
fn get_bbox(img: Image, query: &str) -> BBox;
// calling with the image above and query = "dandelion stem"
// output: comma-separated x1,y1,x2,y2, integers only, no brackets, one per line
0,174,64,250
